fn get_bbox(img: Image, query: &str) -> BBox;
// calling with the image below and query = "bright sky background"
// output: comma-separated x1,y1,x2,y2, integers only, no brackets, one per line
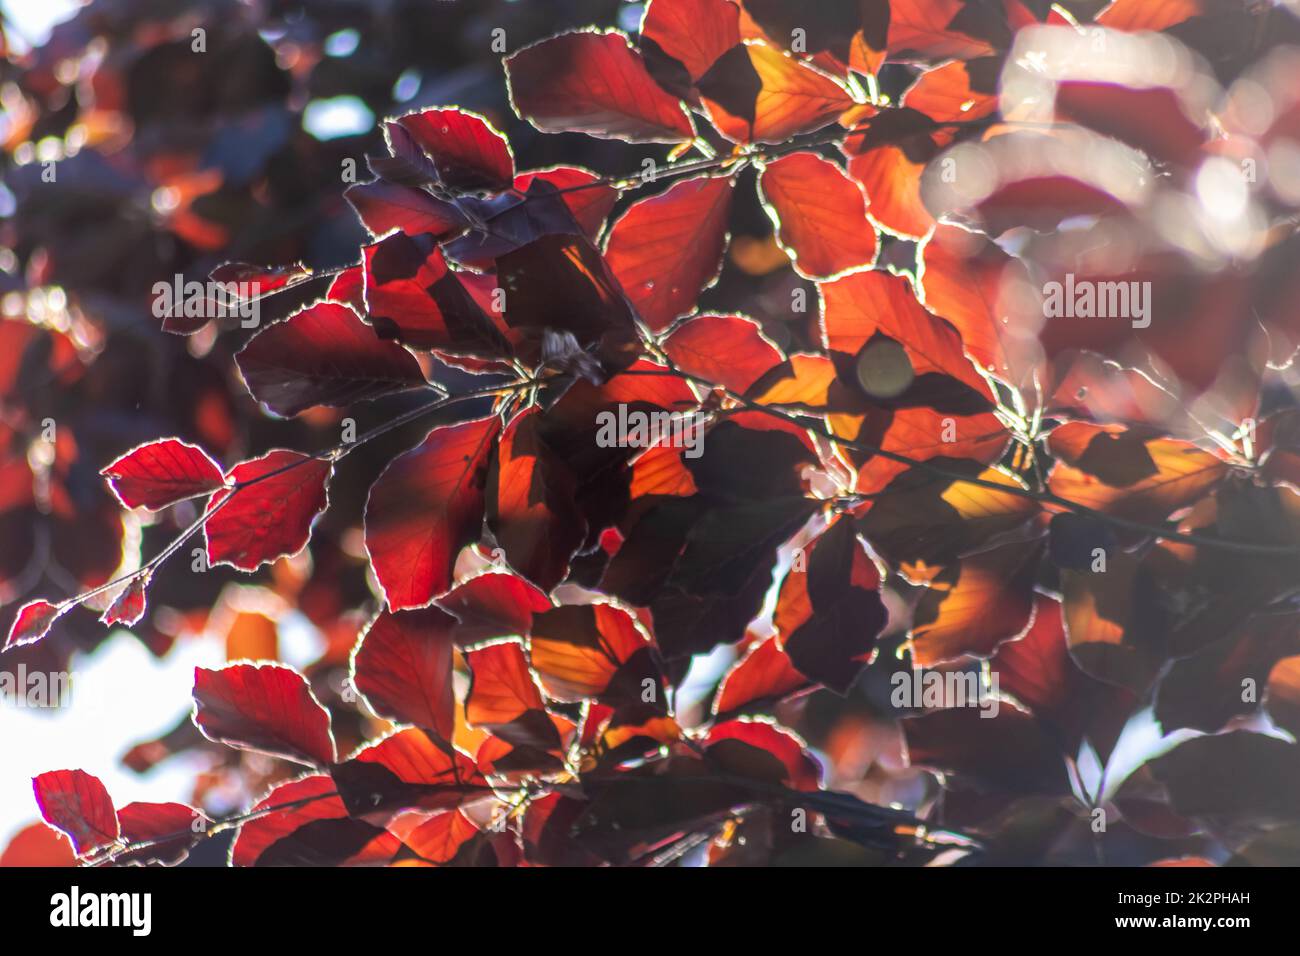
1,0,80,52
0,631,223,850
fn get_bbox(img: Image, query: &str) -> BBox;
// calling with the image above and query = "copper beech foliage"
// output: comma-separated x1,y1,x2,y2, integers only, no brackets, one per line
6,0,1300,868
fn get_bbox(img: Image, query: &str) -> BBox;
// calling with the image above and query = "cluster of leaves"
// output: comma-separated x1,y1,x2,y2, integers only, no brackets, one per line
5,0,1300,867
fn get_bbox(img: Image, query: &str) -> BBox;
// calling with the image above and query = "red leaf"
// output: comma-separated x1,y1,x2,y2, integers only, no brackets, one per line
886,0,1002,62
393,808,481,864
821,269,993,401
774,517,886,693
910,537,1043,665
699,42,853,144
902,57,1001,124
705,718,821,790
364,416,500,611
227,775,397,866
759,151,877,279
920,129,1141,236
326,264,365,310
369,119,440,186
333,727,487,817
435,570,552,645
842,109,944,238
991,595,1136,762
466,641,547,718
205,451,332,572
1266,656,1300,739
661,314,784,395
208,260,313,297
236,301,426,418
193,663,336,766
506,30,695,142
486,408,585,591
0,822,75,867
32,769,119,856
1054,82,1208,167
344,180,466,238
514,166,619,241
394,108,515,193
100,575,148,628
850,143,934,238
605,175,734,332
5,600,66,651
465,641,562,751
1095,0,1205,32
230,775,344,867
1060,549,1169,694
351,606,456,739
529,602,663,706
362,232,509,357
116,801,209,866
1154,614,1300,735
497,233,641,371
1046,423,1228,523
903,703,1070,796
834,405,1010,497
979,175,1134,237
1046,351,1185,427
526,359,699,546
747,352,841,409
919,223,1034,380
642,0,741,84
857,461,1039,570
440,178,600,269
101,438,225,511
630,441,700,499
713,634,813,716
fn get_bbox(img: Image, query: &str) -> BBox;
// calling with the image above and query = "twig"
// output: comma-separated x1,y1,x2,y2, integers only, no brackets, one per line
618,366,1300,556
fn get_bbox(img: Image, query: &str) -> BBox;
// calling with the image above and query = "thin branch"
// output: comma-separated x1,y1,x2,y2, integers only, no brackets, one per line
83,791,340,867
620,366,1300,556
222,110,991,302
42,383,522,619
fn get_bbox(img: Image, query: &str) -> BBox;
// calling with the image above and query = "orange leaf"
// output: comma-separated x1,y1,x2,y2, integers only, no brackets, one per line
759,151,877,279
700,42,853,144
605,175,734,332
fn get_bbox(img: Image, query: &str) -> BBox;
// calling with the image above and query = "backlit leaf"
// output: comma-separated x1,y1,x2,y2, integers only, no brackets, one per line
193,663,336,766
236,301,426,418
32,769,118,856
506,30,695,142
101,438,225,511
205,451,332,572
352,607,457,739
364,416,500,611
699,42,854,144
759,152,877,280
605,175,734,332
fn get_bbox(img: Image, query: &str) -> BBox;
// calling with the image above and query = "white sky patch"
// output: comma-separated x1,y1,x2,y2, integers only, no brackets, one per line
0,631,223,847
1,0,81,52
